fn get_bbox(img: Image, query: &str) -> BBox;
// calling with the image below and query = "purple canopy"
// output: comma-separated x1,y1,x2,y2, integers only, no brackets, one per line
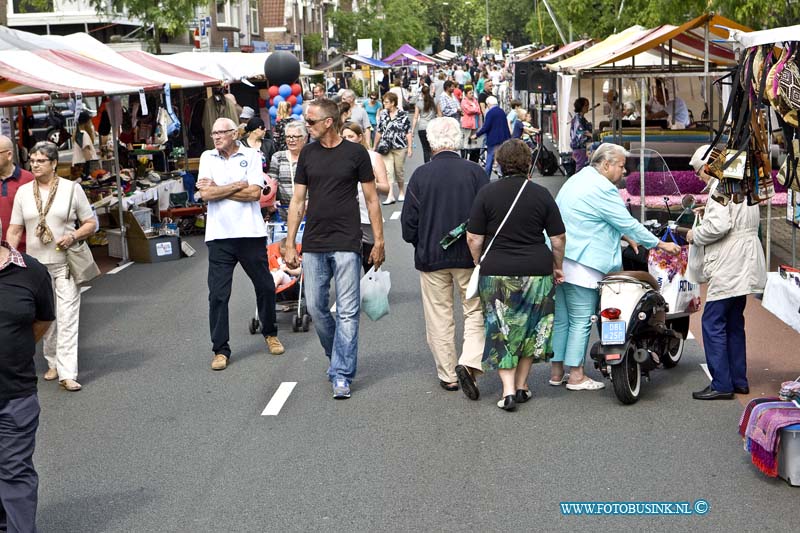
383,44,438,65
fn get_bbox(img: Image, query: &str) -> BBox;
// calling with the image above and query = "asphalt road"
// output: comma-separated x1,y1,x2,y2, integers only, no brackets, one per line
31,147,798,532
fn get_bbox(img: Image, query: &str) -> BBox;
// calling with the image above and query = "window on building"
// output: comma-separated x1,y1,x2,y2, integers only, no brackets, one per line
12,0,54,13
216,0,240,27
250,0,259,35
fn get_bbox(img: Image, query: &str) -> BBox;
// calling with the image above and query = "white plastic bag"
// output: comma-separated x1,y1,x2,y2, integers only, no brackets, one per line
360,266,391,321
648,244,701,314
686,214,706,284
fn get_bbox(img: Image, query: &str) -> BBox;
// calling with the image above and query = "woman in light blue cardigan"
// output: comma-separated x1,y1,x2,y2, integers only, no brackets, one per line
550,143,681,390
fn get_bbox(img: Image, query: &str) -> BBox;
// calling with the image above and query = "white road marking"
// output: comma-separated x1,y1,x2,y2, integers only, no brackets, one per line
107,262,133,275
700,364,712,381
261,382,297,416
390,211,401,220
80,286,91,294
687,331,695,340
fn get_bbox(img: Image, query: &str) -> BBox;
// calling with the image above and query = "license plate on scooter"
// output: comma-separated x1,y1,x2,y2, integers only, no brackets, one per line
601,320,626,345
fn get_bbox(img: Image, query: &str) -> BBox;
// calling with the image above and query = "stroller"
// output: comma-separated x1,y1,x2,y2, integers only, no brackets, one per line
248,221,311,334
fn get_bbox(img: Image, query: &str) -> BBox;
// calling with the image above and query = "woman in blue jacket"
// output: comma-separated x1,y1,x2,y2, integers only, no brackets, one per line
472,96,510,176
550,143,681,391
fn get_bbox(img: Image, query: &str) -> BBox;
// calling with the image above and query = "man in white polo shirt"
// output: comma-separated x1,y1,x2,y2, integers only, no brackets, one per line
197,117,284,371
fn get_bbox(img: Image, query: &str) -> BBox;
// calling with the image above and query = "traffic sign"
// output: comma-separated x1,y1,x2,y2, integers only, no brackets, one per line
274,43,295,51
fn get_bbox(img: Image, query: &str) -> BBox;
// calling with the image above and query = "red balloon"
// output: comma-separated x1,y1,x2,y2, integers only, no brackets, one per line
287,95,297,106
291,83,302,96
268,85,279,98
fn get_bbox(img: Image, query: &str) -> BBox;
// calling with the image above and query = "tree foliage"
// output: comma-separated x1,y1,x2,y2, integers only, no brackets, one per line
303,33,323,67
331,0,795,59
330,0,433,57
523,0,792,47
89,0,208,54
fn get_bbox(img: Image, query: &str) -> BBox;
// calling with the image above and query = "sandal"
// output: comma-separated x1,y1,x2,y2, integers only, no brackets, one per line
439,380,459,392
548,374,569,386
565,378,605,391
59,379,82,392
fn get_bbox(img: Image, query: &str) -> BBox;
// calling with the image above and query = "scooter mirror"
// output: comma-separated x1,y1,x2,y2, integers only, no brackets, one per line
681,194,696,209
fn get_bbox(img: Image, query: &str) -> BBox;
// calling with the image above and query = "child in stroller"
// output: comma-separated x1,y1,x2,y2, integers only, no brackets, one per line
271,238,302,291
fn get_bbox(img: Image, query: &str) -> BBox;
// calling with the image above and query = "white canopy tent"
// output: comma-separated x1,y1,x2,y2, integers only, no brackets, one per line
157,52,322,83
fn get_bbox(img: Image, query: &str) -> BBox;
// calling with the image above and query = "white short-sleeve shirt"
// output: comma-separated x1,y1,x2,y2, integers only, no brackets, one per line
199,143,267,242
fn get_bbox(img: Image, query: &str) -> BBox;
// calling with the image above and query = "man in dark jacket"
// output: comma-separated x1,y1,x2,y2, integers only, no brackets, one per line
401,117,488,400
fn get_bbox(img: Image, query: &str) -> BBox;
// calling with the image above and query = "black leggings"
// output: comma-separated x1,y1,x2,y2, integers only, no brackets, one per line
418,130,432,163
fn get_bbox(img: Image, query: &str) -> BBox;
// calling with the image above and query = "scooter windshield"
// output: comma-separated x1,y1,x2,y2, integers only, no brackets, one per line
624,148,692,225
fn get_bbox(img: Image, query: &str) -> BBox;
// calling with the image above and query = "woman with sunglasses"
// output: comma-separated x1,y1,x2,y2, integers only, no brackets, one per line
7,141,97,392
685,145,766,400
373,92,412,205
341,121,390,273
363,92,382,144
268,120,308,221
241,117,276,173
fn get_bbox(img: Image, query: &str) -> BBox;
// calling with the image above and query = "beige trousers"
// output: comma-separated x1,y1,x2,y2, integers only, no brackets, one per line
43,263,81,380
382,148,407,197
419,268,485,383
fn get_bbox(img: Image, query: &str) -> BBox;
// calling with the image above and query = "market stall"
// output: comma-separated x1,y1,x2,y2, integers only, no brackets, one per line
547,14,746,222
725,24,800,333
0,26,235,264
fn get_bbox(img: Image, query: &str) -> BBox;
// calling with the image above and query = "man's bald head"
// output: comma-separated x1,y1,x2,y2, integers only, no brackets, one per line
213,117,238,131
0,135,13,152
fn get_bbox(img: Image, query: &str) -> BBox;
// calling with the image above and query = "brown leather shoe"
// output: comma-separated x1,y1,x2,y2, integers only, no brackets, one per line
59,379,82,391
265,336,285,355
211,354,228,371
44,368,58,381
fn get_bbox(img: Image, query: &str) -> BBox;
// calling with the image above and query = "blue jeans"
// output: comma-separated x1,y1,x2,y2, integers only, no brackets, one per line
551,282,599,367
702,296,748,393
303,251,361,384
485,143,498,176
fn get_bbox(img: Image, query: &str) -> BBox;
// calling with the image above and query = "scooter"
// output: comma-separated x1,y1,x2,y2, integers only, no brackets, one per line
588,177,695,404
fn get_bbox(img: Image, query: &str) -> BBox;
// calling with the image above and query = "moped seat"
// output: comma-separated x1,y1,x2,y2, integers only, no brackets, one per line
604,270,660,292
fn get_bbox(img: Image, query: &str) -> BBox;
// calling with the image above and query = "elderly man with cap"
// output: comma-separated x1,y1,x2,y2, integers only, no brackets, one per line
686,146,766,400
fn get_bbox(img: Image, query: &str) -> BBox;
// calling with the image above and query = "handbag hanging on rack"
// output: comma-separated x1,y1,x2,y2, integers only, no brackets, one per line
64,182,101,285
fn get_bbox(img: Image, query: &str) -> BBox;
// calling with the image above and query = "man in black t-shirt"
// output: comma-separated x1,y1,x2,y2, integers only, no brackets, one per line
0,222,55,533
478,79,494,116
284,99,385,400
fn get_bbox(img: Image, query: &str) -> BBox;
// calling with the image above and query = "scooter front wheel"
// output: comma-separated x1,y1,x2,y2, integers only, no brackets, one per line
610,345,641,404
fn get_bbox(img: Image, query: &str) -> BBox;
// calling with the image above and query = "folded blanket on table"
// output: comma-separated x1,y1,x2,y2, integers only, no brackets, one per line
739,397,781,438
749,407,800,477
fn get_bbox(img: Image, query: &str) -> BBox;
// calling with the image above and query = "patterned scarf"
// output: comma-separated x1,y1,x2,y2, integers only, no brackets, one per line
32,176,59,244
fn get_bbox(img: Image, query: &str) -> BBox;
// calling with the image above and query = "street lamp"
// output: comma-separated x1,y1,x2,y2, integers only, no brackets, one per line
485,0,489,50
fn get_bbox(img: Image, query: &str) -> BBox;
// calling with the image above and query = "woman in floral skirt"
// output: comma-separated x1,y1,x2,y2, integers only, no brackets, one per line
467,139,566,411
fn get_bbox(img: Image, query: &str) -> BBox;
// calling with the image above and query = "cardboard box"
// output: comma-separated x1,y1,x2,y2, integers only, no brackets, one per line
127,235,180,263
122,211,181,263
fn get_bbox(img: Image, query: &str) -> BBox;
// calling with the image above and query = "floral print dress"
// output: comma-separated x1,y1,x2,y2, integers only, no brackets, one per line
479,274,556,370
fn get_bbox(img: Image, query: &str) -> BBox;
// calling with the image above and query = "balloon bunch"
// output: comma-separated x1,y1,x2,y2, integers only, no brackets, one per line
267,83,303,121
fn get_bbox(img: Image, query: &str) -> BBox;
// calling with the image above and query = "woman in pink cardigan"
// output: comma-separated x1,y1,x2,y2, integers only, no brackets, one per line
460,86,482,162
